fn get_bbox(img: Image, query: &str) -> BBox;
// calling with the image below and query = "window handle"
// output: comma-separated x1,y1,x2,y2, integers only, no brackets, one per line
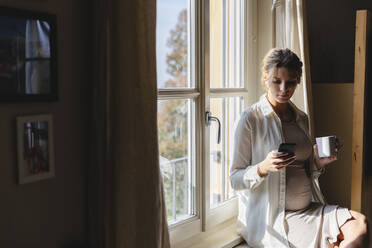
206,111,221,144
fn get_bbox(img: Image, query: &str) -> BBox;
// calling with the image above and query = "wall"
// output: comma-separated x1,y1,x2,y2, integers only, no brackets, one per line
0,0,89,247
312,83,353,208
306,1,372,210
306,0,372,83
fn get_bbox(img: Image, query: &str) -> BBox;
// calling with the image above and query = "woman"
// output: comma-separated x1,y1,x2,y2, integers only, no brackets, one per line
230,48,368,248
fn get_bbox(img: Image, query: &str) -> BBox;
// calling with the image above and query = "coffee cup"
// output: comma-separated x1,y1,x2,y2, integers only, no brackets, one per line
315,136,337,158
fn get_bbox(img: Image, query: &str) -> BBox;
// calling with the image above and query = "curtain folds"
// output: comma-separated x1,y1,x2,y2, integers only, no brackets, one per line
272,0,315,138
25,20,51,94
89,0,171,247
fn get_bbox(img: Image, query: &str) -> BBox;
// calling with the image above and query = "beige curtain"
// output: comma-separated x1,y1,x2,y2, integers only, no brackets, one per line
272,0,315,138
106,0,170,247
89,0,171,247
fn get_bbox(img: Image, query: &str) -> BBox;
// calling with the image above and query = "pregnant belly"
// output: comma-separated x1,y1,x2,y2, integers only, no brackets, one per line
285,167,312,211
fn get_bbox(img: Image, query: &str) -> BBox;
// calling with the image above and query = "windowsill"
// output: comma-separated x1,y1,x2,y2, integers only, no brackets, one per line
172,218,244,248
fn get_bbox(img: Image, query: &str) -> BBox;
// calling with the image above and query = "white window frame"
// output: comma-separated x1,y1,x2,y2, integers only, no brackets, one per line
202,0,258,231
157,0,259,245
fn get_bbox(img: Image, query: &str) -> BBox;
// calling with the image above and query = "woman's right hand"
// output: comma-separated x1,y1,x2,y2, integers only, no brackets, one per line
257,150,296,177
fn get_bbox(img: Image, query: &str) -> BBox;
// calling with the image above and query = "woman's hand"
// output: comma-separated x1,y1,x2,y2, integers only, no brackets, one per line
257,150,296,177
313,138,343,170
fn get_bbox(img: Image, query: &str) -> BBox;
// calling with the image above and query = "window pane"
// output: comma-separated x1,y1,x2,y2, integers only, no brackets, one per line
156,0,193,88
25,60,51,94
210,97,243,207
210,0,244,88
158,99,195,224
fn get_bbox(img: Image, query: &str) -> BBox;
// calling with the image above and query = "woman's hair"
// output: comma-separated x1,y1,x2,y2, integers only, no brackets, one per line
261,48,303,87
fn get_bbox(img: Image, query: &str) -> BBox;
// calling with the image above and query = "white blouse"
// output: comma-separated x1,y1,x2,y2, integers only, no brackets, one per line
230,94,326,247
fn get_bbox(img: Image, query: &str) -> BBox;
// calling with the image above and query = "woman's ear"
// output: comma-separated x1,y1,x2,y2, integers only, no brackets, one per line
262,73,268,81
262,80,269,92
262,70,272,92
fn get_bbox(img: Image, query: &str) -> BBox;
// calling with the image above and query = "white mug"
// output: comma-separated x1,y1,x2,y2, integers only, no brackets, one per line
315,136,337,158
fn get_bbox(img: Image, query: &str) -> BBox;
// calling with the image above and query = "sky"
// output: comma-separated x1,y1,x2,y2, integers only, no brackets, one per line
156,0,187,88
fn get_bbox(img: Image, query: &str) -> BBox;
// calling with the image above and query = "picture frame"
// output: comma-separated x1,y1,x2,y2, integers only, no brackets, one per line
0,7,57,102
17,114,55,184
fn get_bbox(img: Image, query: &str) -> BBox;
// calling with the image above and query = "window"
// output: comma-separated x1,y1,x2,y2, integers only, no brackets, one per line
156,0,256,243
156,0,197,229
209,0,245,207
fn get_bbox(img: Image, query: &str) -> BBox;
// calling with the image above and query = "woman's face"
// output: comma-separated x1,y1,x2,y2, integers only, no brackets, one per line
264,67,299,105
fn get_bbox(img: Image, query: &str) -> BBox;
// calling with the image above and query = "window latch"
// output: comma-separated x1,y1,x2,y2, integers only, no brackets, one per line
205,111,221,144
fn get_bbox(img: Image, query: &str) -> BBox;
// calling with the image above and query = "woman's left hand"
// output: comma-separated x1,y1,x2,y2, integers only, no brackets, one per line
313,138,343,170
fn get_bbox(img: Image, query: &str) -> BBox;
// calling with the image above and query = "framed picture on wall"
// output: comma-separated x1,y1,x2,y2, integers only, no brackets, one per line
17,114,55,184
0,7,57,102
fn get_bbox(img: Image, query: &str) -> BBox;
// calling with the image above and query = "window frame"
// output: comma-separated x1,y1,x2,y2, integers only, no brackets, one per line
157,0,259,244
202,0,258,231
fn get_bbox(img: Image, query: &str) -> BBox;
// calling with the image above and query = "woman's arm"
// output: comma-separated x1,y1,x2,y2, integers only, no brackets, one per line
230,112,296,190
229,112,267,191
230,112,264,190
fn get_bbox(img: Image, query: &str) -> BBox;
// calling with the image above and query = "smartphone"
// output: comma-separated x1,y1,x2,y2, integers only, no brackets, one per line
278,143,296,156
